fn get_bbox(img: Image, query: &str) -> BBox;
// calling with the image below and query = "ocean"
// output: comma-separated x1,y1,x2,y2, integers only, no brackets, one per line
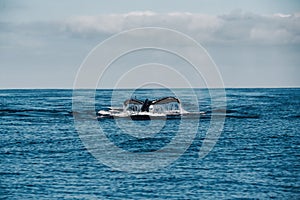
0,88,299,199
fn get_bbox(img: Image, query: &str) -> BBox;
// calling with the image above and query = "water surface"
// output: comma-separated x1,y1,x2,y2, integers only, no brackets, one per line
0,88,299,199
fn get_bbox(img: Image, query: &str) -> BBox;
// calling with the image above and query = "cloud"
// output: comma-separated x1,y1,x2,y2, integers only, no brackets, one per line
62,11,221,42
1,10,299,88
2,10,299,48
61,11,300,45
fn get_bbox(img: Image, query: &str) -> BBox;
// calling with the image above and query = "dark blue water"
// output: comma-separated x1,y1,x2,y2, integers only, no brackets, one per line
1,88,299,199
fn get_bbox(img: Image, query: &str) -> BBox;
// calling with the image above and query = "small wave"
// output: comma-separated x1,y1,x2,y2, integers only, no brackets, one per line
289,115,300,119
0,108,73,117
212,109,227,113
225,114,260,119
211,107,260,119
115,137,170,153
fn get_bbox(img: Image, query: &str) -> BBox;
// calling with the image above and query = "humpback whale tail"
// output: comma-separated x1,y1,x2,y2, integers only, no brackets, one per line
141,99,152,112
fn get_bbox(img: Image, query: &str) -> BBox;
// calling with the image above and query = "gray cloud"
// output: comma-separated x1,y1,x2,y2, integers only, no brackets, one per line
1,10,299,88
62,11,300,44
1,11,299,49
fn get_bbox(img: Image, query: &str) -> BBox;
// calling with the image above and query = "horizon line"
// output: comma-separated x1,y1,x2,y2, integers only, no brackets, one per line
0,86,299,90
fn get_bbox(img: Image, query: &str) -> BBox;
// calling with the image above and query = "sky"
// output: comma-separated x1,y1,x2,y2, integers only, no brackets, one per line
0,0,300,88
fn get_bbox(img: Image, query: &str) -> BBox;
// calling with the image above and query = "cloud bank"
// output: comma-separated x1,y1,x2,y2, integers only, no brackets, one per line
1,10,299,88
1,10,299,50
62,11,300,44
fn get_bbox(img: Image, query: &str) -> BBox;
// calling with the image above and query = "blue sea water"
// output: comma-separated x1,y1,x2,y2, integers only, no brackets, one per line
0,88,299,199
